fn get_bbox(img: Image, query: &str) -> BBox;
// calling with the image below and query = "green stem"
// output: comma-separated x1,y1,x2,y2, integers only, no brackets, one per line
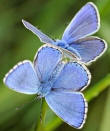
84,74,110,101
36,99,47,131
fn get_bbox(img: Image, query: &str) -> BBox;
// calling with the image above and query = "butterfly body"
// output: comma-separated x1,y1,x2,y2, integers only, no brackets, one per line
4,45,91,128
54,39,69,48
22,2,107,65
53,40,81,61
3,2,107,129
37,82,51,97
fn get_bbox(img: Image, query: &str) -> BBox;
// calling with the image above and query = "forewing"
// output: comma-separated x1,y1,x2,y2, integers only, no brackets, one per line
52,62,91,91
62,2,100,43
3,60,40,94
34,45,63,82
22,20,54,44
68,37,107,64
45,91,87,129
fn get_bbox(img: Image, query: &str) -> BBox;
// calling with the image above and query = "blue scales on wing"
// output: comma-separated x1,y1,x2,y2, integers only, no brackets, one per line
52,62,91,91
62,2,100,43
34,45,63,82
4,61,40,94
67,37,107,63
22,20,54,44
45,91,87,129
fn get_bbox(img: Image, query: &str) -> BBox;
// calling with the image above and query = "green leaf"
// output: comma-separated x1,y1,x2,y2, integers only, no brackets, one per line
99,88,110,131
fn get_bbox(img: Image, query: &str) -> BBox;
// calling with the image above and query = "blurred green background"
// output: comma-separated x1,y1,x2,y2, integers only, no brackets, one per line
0,0,110,131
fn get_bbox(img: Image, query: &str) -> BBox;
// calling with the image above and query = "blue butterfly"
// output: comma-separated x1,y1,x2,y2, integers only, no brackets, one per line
22,2,107,65
3,45,91,129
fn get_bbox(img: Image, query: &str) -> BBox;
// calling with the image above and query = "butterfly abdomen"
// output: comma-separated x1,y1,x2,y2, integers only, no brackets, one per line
38,82,52,97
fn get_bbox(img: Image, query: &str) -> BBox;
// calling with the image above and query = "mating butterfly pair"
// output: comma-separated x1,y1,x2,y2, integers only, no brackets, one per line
3,2,107,129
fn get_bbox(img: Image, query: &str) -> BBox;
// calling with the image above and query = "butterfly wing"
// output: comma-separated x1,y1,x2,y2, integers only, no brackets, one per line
34,45,63,82
45,91,87,129
22,20,54,44
67,37,107,64
62,2,100,43
3,60,40,94
52,62,91,91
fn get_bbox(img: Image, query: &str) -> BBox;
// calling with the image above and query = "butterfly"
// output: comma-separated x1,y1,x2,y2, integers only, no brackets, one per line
22,2,107,65
3,45,91,129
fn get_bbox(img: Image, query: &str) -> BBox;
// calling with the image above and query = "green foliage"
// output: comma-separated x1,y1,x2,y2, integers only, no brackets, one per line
0,0,110,131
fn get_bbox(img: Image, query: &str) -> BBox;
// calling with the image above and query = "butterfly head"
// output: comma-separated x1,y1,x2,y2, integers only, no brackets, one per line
55,39,69,49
